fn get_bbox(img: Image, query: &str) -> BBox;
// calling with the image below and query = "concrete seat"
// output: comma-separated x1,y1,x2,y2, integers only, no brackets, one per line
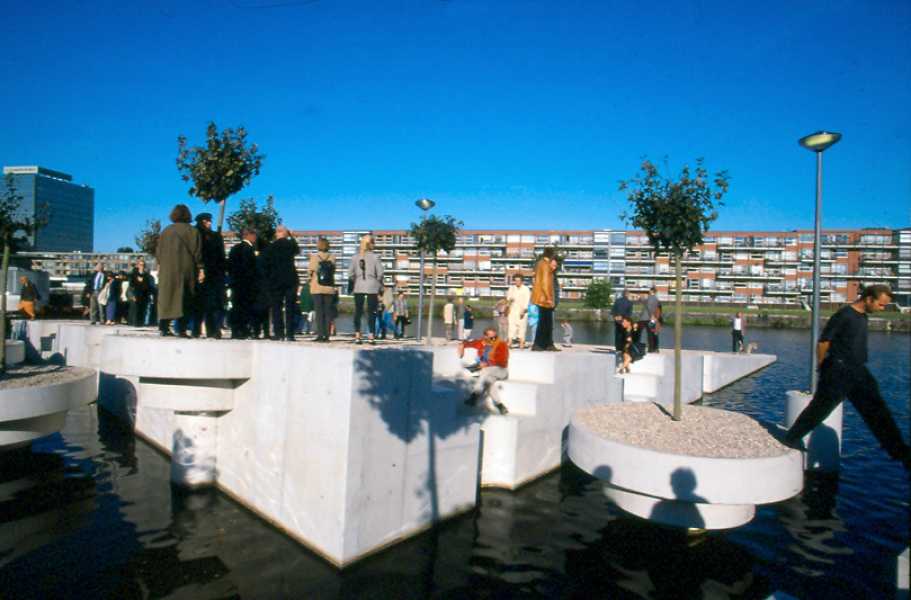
493,380,538,416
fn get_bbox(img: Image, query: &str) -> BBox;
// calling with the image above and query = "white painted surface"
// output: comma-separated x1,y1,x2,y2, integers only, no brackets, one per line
785,390,843,472
898,547,909,597
4,340,25,366
700,351,776,393
620,351,704,406
102,335,252,379
171,412,219,487
603,483,756,529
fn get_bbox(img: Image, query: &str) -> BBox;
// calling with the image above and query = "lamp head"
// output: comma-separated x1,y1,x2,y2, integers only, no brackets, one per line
415,198,435,211
799,131,842,153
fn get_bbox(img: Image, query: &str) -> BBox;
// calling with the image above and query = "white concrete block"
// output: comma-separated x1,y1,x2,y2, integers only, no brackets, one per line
140,379,236,412
701,352,776,393
785,389,843,472
4,341,25,366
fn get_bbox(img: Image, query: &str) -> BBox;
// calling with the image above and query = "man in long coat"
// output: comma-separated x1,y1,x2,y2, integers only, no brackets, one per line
156,204,203,336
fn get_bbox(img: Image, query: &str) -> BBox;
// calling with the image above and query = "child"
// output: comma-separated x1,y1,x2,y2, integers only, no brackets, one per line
560,320,573,347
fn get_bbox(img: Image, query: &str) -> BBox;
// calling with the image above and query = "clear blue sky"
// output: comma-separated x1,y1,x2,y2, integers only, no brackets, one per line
2,0,909,251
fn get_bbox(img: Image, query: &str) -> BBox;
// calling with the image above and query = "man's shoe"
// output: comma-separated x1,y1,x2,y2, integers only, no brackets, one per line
546,346,561,352
531,346,545,352
285,336,296,342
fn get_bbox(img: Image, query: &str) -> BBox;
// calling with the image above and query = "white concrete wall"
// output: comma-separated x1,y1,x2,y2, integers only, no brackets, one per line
621,351,704,406
699,351,776,393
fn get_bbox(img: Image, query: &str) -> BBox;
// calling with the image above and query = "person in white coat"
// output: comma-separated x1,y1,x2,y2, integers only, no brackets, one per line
506,274,531,349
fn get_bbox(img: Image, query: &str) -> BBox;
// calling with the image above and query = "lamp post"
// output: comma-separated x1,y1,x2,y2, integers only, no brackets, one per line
414,198,435,343
798,130,841,393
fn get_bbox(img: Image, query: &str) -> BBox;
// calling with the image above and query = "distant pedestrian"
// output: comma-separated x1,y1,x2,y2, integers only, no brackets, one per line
87,263,106,324
455,297,466,340
128,259,152,326
379,285,394,340
637,287,661,353
494,297,509,341
463,304,474,340
156,204,203,337
308,236,336,342
17,275,39,320
526,303,539,346
611,289,633,352
297,284,313,335
784,285,911,471
192,212,227,338
443,297,455,340
262,225,300,341
347,234,384,344
228,228,258,339
393,291,409,338
731,311,745,352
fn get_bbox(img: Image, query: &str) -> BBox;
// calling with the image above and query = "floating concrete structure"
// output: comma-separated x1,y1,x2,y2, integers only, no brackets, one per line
16,320,780,564
784,389,843,472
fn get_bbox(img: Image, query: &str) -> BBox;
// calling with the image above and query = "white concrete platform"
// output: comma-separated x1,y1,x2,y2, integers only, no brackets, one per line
696,350,777,393
619,351,704,406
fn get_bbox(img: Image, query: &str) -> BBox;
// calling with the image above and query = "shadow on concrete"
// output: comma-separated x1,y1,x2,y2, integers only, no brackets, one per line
649,468,708,529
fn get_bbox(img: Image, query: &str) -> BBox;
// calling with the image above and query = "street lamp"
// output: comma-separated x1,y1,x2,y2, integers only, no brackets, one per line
414,198,435,343
798,130,841,392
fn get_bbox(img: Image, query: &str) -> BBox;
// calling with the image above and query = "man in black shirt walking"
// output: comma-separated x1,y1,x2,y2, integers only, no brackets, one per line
784,284,910,470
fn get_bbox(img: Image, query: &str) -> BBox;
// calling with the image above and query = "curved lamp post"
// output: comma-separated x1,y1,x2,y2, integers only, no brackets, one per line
414,198,435,343
798,131,841,392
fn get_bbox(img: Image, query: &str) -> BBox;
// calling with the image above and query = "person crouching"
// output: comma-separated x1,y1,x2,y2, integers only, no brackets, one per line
460,327,510,415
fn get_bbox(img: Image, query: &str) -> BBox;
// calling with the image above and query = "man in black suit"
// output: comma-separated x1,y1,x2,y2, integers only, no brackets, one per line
228,228,258,339
192,213,227,338
262,225,300,341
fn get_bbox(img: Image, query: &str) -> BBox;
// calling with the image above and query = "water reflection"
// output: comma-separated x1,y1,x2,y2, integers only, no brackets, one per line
0,326,907,600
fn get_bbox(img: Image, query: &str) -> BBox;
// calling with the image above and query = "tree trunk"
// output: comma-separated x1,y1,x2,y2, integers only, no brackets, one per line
216,199,227,233
426,258,437,342
673,254,683,421
0,241,10,376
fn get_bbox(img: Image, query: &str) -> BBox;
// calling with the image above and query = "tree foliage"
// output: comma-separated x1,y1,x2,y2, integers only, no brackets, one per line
116,246,135,253
176,122,265,229
620,158,729,257
409,214,462,256
227,196,282,243
134,219,161,255
584,278,613,309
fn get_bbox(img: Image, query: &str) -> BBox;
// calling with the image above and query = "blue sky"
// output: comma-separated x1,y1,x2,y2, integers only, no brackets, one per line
2,0,909,251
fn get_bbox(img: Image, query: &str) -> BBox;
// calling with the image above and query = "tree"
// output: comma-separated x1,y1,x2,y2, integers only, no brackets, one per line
1,175,47,375
409,215,462,341
116,246,135,253
176,122,265,232
227,196,281,244
584,278,613,309
620,158,729,420
135,219,161,255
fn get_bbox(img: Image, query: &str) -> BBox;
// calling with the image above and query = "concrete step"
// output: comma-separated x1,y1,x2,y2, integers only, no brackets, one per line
493,380,538,416
619,372,660,399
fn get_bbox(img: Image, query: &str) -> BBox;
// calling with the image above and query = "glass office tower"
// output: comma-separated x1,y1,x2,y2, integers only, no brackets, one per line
2,166,94,251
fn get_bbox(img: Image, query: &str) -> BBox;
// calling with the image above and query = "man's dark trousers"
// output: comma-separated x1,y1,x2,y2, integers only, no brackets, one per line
533,307,555,349
614,321,626,351
785,358,908,460
732,330,744,352
270,287,297,340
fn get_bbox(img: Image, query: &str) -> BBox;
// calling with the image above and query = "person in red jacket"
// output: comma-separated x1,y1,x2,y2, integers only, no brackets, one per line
459,327,510,415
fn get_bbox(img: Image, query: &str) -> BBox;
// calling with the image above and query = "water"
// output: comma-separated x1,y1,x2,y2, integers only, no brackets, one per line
1,326,908,599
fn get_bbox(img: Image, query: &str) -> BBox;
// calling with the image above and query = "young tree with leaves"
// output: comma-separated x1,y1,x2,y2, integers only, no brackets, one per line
409,215,462,341
584,278,613,309
620,158,729,420
227,196,281,244
0,175,47,375
176,122,265,232
135,219,161,255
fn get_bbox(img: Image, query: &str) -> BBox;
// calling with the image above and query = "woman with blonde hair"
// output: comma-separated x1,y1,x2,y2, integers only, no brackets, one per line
347,233,384,344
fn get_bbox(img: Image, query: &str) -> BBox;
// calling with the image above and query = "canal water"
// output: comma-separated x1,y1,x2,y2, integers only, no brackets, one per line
1,326,908,599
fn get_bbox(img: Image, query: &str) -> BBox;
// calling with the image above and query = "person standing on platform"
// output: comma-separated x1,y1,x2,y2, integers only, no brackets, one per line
190,213,227,338
347,234,383,345
638,287,661,353
463,303,475,340
506,273,531,349
526,303,539,346
494,296,509,341
611,289,633,352
87,263,106,324
531,248,559,351
156,204,203,337
228,228,258,339
297,284,313,335
393,291,409,339
308,236,336,342
784,285,911,470
455,296,466,340
379,284,395,340
17,275,39,320
262,225,300,341
443,297,455,340
731,311,745,352
128,259,152,326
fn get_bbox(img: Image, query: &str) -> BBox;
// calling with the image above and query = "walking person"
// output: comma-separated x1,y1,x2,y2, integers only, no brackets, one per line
393,291,409,339
128,259,152,326
443,297,455,340
506,274,531,349
262,225,300,341
531,248,559,351
228,228,258,339
379,285,395,340
731,311,745,352
347,234,384,344
611,289,633,352
308,236,336,342
87,263,107,324
784,285,911,470
460,327,510,415
455,297,466,341
191,212,227,338
463,304,474,340
156,204,203,337
17,275,39,320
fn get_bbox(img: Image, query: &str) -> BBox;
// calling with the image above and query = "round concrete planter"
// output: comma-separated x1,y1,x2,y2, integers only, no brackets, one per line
0,367,97,450
568,404,803,530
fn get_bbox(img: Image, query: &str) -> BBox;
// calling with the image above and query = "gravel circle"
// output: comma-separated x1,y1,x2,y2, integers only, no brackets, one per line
576,403,790,459
0,365,95,391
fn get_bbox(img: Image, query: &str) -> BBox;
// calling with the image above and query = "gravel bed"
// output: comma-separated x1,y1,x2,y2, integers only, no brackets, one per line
576,403,790,459
0,365,95,391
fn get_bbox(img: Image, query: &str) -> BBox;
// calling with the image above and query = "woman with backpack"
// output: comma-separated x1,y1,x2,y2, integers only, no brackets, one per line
347,234,384,345
309,236,337,342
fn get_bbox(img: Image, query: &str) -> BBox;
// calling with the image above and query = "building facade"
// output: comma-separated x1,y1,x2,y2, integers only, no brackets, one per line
3,166,94,252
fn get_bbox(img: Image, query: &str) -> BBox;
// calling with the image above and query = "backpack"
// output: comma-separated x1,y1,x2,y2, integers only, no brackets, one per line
317,258,335,286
